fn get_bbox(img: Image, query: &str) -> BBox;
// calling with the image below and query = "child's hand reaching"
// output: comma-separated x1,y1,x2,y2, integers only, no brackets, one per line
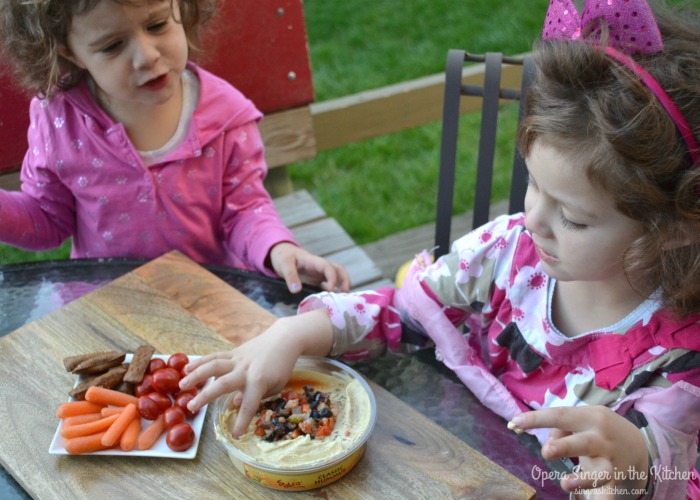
269,242,351,294
509,406,650,497
178,310,334,437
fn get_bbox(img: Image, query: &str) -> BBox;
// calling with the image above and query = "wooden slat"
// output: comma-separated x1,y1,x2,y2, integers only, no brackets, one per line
259,106,317,168
359,277,395,290
263,167,293,198
274,190,387,289
363,200,510,280
311,60,525,152
289,218,355,256
273,189,326,227
326,246,385,290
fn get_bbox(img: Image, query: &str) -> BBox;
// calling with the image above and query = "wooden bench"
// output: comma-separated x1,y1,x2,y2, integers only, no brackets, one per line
0,1,387,290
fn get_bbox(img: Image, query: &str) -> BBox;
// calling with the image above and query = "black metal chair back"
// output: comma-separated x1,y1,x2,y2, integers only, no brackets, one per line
434,50,535,258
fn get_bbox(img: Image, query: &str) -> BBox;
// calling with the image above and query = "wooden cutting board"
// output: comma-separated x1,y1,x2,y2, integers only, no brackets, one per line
0,251,535,499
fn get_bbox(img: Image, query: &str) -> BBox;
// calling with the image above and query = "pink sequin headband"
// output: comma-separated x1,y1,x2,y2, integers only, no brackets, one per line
542,0,699,167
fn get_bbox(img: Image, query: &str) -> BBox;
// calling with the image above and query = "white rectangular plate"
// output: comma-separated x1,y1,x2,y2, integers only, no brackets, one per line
49,354,211,459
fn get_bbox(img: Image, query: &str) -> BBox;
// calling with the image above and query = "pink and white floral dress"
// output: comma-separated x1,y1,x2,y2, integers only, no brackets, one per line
300,213,700,498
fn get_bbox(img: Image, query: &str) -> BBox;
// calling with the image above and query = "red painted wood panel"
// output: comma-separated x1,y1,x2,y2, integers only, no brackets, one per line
0,74,31,173
201,0,314,113
0,0,314,173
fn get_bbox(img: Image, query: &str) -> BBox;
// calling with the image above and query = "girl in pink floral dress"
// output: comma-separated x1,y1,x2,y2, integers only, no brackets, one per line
182,0,700,497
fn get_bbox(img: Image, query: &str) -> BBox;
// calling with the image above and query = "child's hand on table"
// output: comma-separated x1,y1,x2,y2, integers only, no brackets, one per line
270,242,351,294
509,406,650,497
179,309,334,437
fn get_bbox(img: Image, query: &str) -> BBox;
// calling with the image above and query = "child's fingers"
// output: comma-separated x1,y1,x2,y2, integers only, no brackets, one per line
540,431,596,461
182,351,234,375
321,262,351,292
560,458,614,493
508,407,585,434
335,264,352,292
180,355,236,391
232,385,267,438
185,370,243,413
283,267,302,294
320,266,337,292
335,265,352,292
232,392,244,407
273,252,301,293
546,427,569,441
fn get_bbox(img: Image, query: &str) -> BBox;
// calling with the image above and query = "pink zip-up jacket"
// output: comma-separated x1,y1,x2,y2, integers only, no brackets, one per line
0,63,296,276
300,214,700,498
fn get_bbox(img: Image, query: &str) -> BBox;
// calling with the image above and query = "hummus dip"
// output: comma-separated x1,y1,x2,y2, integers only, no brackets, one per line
219,370,372,469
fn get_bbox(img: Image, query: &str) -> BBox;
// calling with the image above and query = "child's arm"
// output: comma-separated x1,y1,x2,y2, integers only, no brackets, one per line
220,121,351,290
0,187,72,250
509,406,651,497
179,309,333,437
269,242,351,293
181,215,519,434
0,98,75,249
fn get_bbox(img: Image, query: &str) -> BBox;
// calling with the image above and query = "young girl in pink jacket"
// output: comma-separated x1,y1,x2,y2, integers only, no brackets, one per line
182,0,700,497
0,0,350,294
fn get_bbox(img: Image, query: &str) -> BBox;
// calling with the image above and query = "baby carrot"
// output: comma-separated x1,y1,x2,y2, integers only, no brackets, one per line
62,412,103,427
85,386,138,407
101,407,124,417
61,413,120,439
56,401,105,419
137,414,165,450
64,432,112,455
119,416,142,451
101,403,137,447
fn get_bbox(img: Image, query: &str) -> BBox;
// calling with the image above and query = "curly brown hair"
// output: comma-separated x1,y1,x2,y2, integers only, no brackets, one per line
517,1,700,317
0,0,217,97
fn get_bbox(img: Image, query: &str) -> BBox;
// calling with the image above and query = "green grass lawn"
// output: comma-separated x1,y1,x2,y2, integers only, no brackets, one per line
290,0,549,244
0,0,549,263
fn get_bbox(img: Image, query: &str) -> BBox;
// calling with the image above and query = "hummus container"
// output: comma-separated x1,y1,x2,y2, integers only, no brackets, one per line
213,356,377,491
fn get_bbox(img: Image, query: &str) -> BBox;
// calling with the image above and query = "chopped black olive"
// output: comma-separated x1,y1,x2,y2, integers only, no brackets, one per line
254,384,335,442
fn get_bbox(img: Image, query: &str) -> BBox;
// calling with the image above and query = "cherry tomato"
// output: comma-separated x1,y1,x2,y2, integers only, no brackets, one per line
175,393,198,419
167,353,189,372
163,406,186,429
134,374,154,398
152,367,181,394
166,422,195,452
147,358,167,374
137,395,161,420
147,392,172,412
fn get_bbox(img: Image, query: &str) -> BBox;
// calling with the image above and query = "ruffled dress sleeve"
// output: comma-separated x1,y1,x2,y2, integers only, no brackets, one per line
298,214,525,363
